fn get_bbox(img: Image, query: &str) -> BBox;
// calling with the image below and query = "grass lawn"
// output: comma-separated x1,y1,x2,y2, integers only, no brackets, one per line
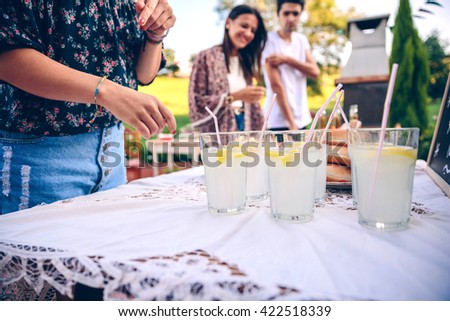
139,76,189,116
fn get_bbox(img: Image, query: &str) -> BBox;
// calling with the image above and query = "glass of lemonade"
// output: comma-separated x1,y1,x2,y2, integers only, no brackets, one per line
200,132,248,215
245,131,269,201
266,131,319,223
349,128,419,231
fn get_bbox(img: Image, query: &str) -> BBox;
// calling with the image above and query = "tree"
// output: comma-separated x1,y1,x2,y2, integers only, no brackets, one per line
425,30,450,101
162,48,180,77
303,0,356,68
389,0,429,132
215,0,237,21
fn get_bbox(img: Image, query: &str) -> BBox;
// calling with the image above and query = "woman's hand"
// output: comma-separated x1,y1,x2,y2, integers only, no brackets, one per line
135,0,176,36
232,86,266,104
99,80,177,139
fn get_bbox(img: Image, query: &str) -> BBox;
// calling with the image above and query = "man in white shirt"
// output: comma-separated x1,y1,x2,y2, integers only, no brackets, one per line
262,0,320,130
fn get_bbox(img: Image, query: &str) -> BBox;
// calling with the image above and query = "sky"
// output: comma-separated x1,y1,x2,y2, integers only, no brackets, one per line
164,0,450,74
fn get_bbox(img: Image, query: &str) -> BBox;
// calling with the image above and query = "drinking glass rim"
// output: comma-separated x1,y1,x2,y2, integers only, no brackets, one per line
264,129,311,136
349,127,420,133
200,131,247,137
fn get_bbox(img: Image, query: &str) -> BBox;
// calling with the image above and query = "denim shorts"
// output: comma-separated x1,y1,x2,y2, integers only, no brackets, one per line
0,124,126,214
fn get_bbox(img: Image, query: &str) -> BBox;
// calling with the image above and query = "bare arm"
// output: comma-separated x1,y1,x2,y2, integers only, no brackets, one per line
135,39,163,85
286,49,320,79
265,61,297,130
134,0,176,84
266,49,320,79
0,49,176,138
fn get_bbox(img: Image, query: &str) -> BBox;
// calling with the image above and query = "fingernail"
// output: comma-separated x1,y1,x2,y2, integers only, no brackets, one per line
172,130,177,135
139,18,145,25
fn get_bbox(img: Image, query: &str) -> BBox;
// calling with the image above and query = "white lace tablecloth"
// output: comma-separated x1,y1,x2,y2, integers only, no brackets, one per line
1,160,450,300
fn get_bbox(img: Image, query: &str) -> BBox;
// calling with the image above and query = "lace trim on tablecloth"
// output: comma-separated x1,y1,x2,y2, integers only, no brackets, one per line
1,278,57,301
0,241,301,300
106,250,301,301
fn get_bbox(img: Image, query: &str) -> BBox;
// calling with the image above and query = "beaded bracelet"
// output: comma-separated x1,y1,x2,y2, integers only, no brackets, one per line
144,29,169,45
94,76,107,116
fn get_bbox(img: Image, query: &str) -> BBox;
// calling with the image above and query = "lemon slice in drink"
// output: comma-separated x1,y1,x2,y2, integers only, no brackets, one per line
382,146,417,160
291,141,305,149
267,150,298,166
243,145,260,155
216,148,245,165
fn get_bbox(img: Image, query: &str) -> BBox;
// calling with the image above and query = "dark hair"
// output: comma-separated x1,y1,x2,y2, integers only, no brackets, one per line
222,5,267,82
277,0,305,14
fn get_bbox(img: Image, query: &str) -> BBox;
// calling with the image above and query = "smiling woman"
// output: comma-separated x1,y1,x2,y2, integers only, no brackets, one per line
188,4,268,133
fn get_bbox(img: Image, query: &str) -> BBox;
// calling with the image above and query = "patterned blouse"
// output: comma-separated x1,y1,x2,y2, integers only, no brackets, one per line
0,0,161,136
188,45,264,133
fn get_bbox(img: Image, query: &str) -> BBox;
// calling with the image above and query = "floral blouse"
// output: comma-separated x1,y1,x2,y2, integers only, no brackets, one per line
0,0,161,136
188,45,264,133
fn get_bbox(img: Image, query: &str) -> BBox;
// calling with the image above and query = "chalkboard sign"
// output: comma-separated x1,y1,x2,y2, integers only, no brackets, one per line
426,73,450,197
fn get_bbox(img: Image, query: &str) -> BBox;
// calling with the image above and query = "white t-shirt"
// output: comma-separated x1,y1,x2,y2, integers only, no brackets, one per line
227,56,246,109
262,31,312,129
